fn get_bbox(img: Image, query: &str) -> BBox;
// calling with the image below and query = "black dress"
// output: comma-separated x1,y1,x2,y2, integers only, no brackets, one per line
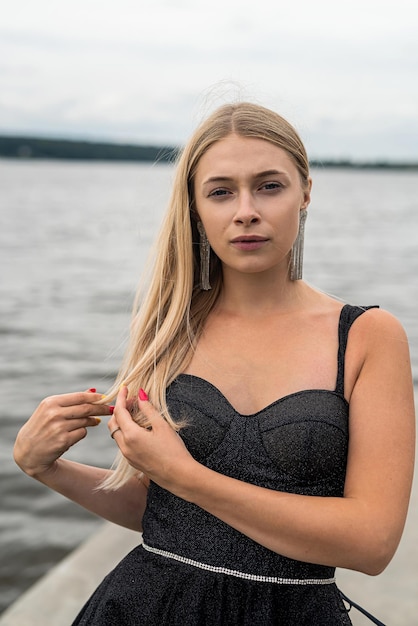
73,305,373,625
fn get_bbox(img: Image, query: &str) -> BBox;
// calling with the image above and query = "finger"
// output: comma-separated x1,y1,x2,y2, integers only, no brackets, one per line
67,391,108,407
109,425,122,440
114,385,129,413
107,413,119,435
57,426,90,450
111,386,146,434
107,386,127,436
36,396,110,427
61,404,113,420
137,389,163,428
66,416,103,431
40,391,103,410
111,387,129,425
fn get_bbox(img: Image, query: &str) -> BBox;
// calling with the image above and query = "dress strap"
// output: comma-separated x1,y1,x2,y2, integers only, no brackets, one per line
339,590,386,625
335,305,379,396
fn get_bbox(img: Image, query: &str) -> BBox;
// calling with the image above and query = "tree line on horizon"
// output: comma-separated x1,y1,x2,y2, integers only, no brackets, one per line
0,135,178,163
0,134,417,170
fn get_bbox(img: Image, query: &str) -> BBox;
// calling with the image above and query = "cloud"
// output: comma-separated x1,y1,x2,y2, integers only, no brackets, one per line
1,0,417,158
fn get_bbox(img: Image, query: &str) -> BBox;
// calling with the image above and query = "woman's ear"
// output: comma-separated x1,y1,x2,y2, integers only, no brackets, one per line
302,177,312,209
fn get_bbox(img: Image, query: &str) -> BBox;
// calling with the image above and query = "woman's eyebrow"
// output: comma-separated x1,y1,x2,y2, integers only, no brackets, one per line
202,170,290,186
202,175,234,186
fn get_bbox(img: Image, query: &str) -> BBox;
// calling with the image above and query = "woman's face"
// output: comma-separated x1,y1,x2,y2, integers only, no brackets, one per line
193,133,311,280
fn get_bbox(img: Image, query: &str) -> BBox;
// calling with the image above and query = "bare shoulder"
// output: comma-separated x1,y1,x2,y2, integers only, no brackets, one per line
343,306,412,401
351,306,410,348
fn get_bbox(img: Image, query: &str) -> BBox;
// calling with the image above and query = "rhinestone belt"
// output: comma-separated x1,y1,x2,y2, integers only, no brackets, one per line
141,542,336,585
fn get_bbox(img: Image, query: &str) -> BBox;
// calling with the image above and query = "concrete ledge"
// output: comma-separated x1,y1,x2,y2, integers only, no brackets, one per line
0,523,140,626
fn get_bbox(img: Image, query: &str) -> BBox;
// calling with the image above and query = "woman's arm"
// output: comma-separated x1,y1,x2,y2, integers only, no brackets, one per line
14,390,147,531
31,458,147,531
111,309,415,573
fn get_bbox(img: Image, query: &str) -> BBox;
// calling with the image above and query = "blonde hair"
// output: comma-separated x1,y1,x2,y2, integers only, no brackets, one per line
101,102,310,489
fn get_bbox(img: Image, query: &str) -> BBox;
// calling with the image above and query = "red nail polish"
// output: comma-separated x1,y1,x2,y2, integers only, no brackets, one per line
108,405,114,414
88,388,97,393
138,388,149,401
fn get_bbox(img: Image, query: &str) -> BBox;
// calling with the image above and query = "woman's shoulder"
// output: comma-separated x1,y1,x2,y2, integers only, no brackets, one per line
307,287,407,339
306,288,409,350
342,306,411,404
345,306,410,369
349,306,407,338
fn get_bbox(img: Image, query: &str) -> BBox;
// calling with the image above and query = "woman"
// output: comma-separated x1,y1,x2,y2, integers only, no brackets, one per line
14,102,415,625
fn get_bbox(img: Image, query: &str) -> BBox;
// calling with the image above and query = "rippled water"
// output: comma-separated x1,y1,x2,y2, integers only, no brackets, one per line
1,159,417,612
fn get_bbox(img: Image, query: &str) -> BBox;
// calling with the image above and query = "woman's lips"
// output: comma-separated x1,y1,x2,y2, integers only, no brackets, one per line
230,236,269,251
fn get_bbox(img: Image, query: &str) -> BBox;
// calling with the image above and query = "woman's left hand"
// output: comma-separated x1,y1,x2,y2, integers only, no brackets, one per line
108,387,196,493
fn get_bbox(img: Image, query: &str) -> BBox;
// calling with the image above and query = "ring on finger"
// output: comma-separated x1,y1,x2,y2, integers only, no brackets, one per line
110,426,121,439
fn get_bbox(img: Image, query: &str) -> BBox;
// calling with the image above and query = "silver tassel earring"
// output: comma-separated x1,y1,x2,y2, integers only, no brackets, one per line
197,221,211,290
290,209,308,281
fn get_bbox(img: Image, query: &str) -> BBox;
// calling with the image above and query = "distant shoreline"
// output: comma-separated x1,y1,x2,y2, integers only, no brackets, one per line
1,135,417,170
0,135,177,164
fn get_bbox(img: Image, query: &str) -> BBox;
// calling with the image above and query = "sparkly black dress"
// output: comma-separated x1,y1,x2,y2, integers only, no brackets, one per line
73,305,372,625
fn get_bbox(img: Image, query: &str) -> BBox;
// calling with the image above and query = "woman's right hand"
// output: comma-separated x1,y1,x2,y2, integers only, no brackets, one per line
13,390,113,480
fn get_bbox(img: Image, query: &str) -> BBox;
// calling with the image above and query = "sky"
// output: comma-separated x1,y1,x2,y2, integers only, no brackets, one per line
1,0,418,160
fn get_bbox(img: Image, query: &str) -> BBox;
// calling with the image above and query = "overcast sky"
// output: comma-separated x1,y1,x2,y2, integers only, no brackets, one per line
1,0,417,160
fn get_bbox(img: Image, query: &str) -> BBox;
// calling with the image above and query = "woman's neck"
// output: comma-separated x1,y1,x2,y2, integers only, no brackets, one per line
216,269,310,318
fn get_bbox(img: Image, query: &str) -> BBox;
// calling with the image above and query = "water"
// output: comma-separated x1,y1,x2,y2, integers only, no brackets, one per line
1,159,417,613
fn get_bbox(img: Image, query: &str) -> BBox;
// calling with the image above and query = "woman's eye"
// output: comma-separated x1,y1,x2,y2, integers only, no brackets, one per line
261,182,282,191
209,188,230,197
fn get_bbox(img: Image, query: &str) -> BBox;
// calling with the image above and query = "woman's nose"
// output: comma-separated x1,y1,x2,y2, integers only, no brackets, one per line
233,192,260,224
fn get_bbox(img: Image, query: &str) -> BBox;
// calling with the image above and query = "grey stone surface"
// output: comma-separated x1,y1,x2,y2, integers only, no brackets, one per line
0,524,140,626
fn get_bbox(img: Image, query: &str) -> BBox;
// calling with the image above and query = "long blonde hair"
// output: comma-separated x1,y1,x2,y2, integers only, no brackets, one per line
101,102,310,489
